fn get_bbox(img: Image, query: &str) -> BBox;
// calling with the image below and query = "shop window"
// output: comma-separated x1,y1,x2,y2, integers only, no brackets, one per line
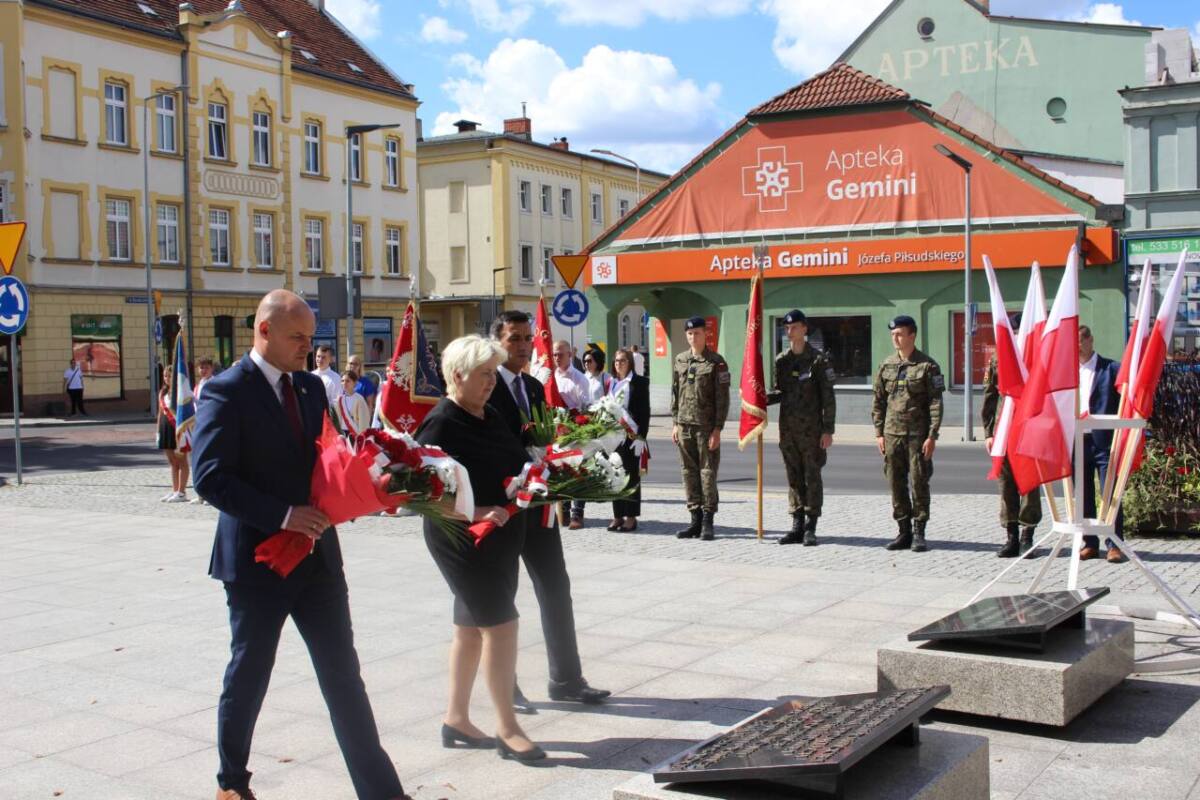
773,315,872,385
71,314,124,399
214,315,235,367
951,310,995,388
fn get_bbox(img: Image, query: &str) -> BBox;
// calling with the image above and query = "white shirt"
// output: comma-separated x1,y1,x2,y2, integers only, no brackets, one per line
63,365,84,390
632,351,645,376
554,365,590,410
335,391,371,436
1078,351,1098,415
312,365,340,409
584,371,610,403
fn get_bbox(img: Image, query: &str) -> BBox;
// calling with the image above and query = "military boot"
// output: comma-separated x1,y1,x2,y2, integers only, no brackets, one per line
779,511,804,545
911,520,929,552
1020,527,1036,558
675,509,702,539
998,522,1021,558
700,510,716,541
802,515,819,547
885,519,912,551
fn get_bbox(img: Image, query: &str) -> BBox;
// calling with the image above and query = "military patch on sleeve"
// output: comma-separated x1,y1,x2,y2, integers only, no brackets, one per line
719,371,731,384
717,361,728,371
824,367,836,382
931,374,945,391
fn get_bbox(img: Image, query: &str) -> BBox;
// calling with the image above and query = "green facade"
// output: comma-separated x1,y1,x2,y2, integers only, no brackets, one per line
841,0,1150,163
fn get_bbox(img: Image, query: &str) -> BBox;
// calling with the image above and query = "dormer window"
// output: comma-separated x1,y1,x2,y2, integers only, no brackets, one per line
137,2,157,16
347,62,364,74
299,49,317,62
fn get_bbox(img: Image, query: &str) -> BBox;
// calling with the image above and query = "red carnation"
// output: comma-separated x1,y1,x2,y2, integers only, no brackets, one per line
1179,466,1191,475
574,415,590,425
428,474,445,499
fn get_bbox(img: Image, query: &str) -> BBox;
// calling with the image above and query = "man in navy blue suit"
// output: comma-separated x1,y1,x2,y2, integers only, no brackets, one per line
193,290,409,800
1078,324,1125,564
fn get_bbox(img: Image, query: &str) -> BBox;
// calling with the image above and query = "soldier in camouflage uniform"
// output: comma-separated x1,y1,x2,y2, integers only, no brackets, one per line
767,309,836,546
672,316,731,541
981,351,1041,558
872,315,944,552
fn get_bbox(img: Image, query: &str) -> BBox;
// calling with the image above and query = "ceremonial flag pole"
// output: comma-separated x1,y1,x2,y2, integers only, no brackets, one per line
738,246,769,541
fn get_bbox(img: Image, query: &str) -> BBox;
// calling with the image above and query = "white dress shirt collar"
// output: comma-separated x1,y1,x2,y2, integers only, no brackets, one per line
250,349,286,403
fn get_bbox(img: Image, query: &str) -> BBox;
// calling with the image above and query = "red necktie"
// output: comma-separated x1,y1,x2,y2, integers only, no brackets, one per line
280,373,305,443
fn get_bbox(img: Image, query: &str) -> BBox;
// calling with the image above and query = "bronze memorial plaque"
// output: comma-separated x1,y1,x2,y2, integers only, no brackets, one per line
907,587,1110,652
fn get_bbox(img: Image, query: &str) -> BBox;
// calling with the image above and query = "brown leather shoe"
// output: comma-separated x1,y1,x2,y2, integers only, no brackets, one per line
1106,547,1127,563
216,789,258,800
1079,546,1100,561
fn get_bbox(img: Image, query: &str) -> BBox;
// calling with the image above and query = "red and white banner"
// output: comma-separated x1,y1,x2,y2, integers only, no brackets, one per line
1130,250,1189,420
533,295,565,408
738,274,767,449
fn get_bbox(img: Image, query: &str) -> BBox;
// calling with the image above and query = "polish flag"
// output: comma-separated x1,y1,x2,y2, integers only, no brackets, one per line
1008,246,1080,495
1129,250,1188,420
1110,259,1154,470
737,274,767,449
532,295,565,408
984,259,1045,478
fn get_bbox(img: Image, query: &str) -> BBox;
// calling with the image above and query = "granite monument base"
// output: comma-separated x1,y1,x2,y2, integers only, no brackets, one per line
877,617,1134,726
613,728,989,800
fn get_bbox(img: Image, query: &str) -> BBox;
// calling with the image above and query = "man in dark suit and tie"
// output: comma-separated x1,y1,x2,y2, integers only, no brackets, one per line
1078,324,1125,563
488,310,611,709
193,290,409,800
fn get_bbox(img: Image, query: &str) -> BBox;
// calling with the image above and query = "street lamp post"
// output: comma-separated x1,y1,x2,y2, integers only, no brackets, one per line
590,148,641,200
934,144,974,442
142,84,187,413
345,123,401,360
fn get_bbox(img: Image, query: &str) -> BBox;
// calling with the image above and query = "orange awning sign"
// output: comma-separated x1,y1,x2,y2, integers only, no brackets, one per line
550,254,589,288
0,222,27,276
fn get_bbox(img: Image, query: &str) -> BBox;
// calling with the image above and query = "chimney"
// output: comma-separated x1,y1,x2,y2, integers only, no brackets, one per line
416,117,424,141
307,0,325,9
504,103,532,140
453,119,479,134
975,0,989,11
548,136,569,151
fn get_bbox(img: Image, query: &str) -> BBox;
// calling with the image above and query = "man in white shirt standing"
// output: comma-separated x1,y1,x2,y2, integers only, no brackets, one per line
630,345,646,378
1077,325,1124,563
63,358,87,416
311,345,340,410
552,340,590,412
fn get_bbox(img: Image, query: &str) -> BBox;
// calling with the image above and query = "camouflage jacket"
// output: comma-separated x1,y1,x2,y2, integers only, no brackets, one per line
981,356,1000,439
872,348,944,439
768,345,836,436
671,348,731,429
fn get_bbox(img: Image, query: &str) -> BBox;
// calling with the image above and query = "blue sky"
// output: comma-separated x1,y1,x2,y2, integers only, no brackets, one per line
326,0,1200,174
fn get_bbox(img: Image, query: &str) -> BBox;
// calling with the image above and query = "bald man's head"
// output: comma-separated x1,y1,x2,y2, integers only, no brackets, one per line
552,339,573,370
254,289,314,372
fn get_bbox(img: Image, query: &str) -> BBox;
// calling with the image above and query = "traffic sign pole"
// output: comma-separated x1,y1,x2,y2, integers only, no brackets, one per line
11,336,20,486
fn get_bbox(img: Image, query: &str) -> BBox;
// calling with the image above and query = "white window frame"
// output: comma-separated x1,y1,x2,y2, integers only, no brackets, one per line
351,222,364,274
519,244,533,282
385,226,401,275
540,184,552,216
207,101,228,160
251,111,271,167
384,138,399,187
349,133,362,182
253,212,274,269
621,314,630,348
303,121,321,174
156,203,179,264
590,192,602,224
560,187,573,219
542,247,555,283
619,198,630,217
105,198,131,261
518,180,531,213
305,218,324,271
208,208,230,266
104,81,128,146
155,93,176,153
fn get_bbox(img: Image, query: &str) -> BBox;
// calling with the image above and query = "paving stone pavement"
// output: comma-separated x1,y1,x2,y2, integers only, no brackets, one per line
3,469,1200,799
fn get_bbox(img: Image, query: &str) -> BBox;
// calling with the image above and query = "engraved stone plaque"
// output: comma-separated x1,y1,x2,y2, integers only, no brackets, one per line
652,686,949,798
907,588,1109,652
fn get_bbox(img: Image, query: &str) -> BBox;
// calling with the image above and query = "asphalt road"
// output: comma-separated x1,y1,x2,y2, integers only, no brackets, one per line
1,422,994,494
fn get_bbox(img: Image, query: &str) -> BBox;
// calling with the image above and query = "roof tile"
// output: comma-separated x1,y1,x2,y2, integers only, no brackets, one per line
749,62,908,116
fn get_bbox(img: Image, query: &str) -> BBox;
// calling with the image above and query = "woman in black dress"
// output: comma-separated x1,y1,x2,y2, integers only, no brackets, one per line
156,372,191,502
415,334,546,762
608,348,651,531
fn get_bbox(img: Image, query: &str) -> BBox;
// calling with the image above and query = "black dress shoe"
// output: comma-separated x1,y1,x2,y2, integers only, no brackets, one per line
441,723,496,749
513,684,537,715
547,678,611,704
497,737,547,762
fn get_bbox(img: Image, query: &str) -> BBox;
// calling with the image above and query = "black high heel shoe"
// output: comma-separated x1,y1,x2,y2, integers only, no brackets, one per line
497,737,547,762
441,723,496,749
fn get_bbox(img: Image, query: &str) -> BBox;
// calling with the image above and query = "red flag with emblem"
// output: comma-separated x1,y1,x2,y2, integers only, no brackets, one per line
378,302,444,433
533,295,565,408
738,274,767,449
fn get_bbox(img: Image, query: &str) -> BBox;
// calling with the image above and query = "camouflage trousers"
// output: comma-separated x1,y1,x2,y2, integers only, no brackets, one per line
676,423,720,513
779,432,827,516
882,434,933,523
998,457,1042,528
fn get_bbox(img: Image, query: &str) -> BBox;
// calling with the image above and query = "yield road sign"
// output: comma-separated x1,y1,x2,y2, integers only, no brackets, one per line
0,275,30,335
551,254,589,288
552,289,589,328
0,222,27,275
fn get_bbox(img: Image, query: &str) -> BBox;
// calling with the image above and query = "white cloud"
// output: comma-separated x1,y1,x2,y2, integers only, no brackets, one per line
433,39,725,172
542,0,751,27
458,0,534,33
1071,3,1141,25
324,0,383,40
420,16,469,44
760,0,890,76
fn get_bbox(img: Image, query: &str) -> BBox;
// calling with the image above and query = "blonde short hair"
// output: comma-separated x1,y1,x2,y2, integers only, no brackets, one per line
441,335,505,398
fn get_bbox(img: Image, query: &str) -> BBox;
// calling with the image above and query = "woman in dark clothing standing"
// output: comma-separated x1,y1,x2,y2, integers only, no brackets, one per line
608,348,650,531
415,335,546,763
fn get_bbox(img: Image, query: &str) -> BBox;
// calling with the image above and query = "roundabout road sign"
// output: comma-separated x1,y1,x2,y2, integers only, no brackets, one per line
0,274,30,335
552,289,589,327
